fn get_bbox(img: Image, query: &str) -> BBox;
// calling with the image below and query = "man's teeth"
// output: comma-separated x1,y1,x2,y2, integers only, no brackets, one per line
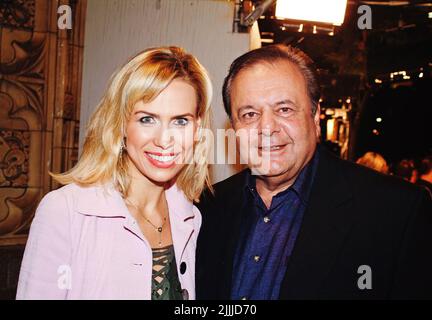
261,146,282,151
147,154,177,162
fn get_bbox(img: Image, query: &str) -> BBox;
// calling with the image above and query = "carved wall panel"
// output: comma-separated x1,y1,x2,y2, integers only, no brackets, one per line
0,0,86,246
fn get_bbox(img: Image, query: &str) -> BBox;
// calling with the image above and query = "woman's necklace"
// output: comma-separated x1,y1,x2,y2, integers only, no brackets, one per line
125,198,168,247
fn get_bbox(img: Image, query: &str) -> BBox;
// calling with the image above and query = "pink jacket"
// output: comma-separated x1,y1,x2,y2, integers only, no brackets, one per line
16,183,201,300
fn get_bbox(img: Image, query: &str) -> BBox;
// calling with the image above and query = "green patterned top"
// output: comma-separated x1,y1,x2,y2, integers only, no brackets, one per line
151,245,184,300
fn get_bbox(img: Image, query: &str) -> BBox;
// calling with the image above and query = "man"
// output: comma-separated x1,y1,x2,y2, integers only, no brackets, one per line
196,45,432,300
393,159,416,183
416,156,432,196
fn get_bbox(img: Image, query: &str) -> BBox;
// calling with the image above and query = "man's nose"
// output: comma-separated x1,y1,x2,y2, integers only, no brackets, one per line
258,110,280,136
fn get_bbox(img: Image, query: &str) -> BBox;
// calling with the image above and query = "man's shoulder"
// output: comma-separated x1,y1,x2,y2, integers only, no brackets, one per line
323,151,426,203
197,169,247,210
213,169,248,194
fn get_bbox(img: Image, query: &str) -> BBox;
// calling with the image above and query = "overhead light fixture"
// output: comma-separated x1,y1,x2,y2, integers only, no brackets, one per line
362,1,409,6
276,0,348,26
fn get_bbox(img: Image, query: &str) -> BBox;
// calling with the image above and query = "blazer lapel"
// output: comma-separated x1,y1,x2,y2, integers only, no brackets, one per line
165,184,195,265
219,171,250,298
280,148,355,299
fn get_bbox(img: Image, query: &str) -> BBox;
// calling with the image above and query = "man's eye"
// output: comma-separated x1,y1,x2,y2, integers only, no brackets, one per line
278,107,292,113
173,118,189,126
139,116,155,124
243,112,258,119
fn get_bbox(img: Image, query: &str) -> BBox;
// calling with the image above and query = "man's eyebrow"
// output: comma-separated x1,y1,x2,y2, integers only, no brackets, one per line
273,99,297,107
237,100,297,112
237,105,256,114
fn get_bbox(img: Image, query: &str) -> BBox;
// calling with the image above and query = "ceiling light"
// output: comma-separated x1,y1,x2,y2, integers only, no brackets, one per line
276,0,348,26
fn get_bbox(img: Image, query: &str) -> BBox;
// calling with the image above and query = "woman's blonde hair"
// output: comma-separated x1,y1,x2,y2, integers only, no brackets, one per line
52,46,213,202
356,152,389,174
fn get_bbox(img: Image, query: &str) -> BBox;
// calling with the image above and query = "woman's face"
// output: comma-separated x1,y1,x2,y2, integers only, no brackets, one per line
125,79,199,184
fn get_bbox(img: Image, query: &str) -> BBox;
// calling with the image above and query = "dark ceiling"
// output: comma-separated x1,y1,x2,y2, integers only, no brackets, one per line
252,0,432,160
256,0,432,81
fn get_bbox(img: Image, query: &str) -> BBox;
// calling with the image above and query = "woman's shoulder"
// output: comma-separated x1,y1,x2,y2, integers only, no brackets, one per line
39,183,116,213
42,183,102,201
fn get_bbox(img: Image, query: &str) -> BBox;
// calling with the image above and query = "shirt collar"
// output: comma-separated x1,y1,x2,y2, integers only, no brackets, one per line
243,147,320,206
75,182,195,221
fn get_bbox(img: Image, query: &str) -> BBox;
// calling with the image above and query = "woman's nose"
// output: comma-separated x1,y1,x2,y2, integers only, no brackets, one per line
154,125,175,149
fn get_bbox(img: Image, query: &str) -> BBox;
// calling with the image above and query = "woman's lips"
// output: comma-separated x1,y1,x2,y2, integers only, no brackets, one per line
144,151,179,168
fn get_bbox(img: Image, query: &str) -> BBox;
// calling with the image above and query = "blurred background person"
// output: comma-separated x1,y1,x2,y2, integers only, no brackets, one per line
392,159,417,183
356,152,389,174
416,155,432,196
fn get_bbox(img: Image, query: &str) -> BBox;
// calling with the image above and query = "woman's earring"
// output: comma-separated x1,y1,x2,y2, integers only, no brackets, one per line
119,140,126,158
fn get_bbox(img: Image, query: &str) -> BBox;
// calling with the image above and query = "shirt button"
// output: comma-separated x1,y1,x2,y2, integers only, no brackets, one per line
263,216,270,223
180,262,187,274
254,255,260,262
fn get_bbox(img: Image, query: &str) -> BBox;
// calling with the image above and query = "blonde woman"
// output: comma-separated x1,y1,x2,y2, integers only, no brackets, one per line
356,151,389,174
16,46,212,300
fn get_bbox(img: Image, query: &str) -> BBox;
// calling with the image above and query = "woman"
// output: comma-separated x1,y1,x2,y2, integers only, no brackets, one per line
16,46,212,299
356,151,389,175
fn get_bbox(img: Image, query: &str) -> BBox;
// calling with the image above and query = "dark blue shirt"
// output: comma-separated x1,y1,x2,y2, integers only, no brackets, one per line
231,150,320,300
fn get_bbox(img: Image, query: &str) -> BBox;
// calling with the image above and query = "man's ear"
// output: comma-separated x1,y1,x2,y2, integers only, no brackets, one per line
314,104,321,138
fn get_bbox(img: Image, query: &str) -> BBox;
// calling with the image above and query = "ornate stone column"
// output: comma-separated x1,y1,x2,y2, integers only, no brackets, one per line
0,0,85,257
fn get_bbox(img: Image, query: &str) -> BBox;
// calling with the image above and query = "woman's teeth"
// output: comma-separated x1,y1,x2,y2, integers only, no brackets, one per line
147,154,177,162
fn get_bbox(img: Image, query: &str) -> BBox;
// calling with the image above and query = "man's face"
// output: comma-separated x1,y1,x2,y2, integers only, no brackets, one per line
230,60,320,181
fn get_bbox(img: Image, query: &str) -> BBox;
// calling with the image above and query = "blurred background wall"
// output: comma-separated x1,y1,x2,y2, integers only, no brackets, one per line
80,0,259,184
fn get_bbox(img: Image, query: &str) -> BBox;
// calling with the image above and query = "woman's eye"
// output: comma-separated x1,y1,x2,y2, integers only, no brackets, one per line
173,118,189,126
139,116,155,124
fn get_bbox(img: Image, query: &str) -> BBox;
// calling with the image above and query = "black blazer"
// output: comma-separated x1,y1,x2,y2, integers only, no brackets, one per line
196,146,432,299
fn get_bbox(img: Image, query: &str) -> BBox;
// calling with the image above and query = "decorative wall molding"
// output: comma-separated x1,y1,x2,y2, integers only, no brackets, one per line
0,0,35,31
0,0,86,245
